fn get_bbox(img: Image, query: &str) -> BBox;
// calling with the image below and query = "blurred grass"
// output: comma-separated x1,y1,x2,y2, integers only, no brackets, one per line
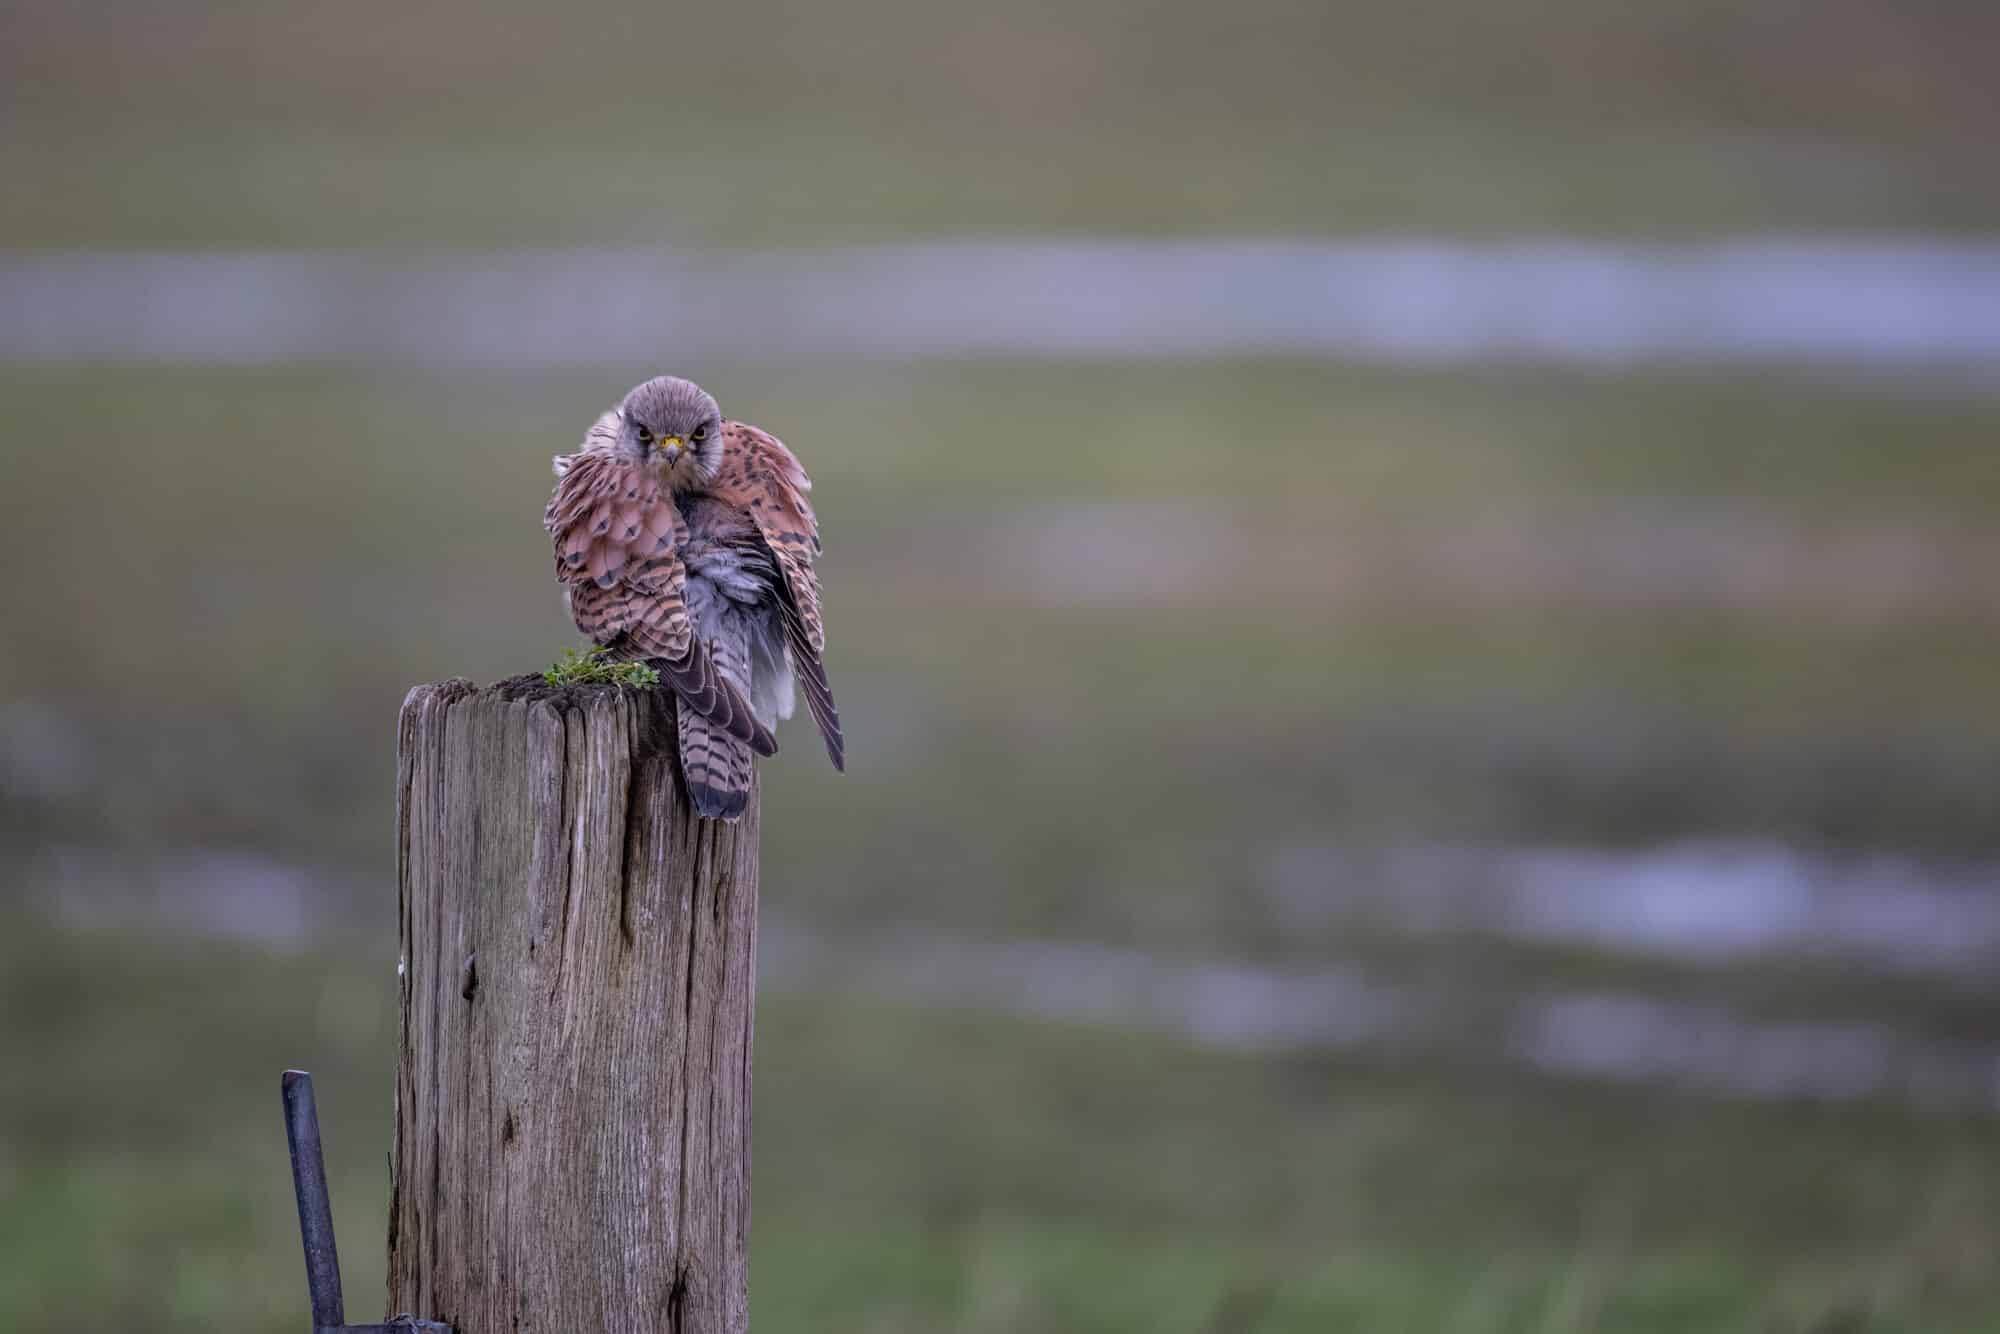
4,0,2000,247
4,910,1998,1334
5,2,2000,1326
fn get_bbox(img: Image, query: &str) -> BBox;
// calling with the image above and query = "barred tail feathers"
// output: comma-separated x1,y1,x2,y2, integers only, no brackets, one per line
677,601,758,820
678,704,755,820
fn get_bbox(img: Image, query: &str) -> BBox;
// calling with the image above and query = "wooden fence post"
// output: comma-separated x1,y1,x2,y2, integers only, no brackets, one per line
388,677,759,1333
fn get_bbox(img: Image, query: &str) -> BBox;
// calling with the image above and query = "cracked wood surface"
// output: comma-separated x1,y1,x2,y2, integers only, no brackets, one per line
390,677,758,1333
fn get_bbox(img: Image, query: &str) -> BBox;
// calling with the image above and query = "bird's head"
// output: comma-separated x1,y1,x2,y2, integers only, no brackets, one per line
614,375,723,489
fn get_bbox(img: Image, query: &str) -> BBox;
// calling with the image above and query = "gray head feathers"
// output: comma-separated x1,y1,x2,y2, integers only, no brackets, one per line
621,376,720,439
615,375,726,488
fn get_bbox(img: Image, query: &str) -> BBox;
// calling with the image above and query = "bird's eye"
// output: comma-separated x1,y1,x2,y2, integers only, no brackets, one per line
635,423,653,444
691,424,708,443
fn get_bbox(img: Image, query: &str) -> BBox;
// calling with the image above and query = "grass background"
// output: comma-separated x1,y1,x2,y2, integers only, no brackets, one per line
3,0,1999,1329
4,0,2000,248
8,916,2000,1333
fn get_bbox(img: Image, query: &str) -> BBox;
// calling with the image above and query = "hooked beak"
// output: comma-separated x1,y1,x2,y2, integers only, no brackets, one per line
656,435,684,463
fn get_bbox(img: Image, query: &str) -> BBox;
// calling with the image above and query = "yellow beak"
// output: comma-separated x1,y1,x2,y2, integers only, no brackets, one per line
658,435,683,460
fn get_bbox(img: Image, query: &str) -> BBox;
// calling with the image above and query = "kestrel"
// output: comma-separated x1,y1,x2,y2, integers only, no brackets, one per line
544,375,844,819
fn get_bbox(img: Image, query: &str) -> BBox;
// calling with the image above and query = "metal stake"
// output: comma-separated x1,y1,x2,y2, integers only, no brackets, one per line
283,1069,452,1334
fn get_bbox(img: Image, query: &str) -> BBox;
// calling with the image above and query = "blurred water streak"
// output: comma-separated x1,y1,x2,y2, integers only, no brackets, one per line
766,923,2000,1112
6,238,2000,369
20,839,2000,1111
1264,839,2000,976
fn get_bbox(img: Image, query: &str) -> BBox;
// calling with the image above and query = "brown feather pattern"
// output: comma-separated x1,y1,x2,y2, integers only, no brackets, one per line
715,422,826,653
546,446,775,758
715,421,844,768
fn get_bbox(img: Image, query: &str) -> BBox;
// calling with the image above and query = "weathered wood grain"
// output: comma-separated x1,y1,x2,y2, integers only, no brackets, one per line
390,676,759,1334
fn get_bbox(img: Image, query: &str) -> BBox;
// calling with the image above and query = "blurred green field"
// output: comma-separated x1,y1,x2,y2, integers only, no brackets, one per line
6,911,1999,1334
7,356,1996,1329
5,1,1999,1328
4,0,1999,248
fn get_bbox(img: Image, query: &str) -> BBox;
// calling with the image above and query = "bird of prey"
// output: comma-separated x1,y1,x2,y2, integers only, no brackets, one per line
544,375,843,819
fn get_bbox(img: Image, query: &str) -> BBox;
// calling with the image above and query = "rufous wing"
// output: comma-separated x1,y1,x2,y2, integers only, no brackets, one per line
717,420,843,770
545,449,674,588
546,448,775,757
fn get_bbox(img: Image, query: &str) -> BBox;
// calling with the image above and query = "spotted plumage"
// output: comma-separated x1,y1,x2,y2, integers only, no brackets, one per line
545,376,844,819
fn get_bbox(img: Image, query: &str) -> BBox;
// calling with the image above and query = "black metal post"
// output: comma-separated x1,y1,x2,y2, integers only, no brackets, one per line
282,1069,452,1334
283,1069,346,1328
